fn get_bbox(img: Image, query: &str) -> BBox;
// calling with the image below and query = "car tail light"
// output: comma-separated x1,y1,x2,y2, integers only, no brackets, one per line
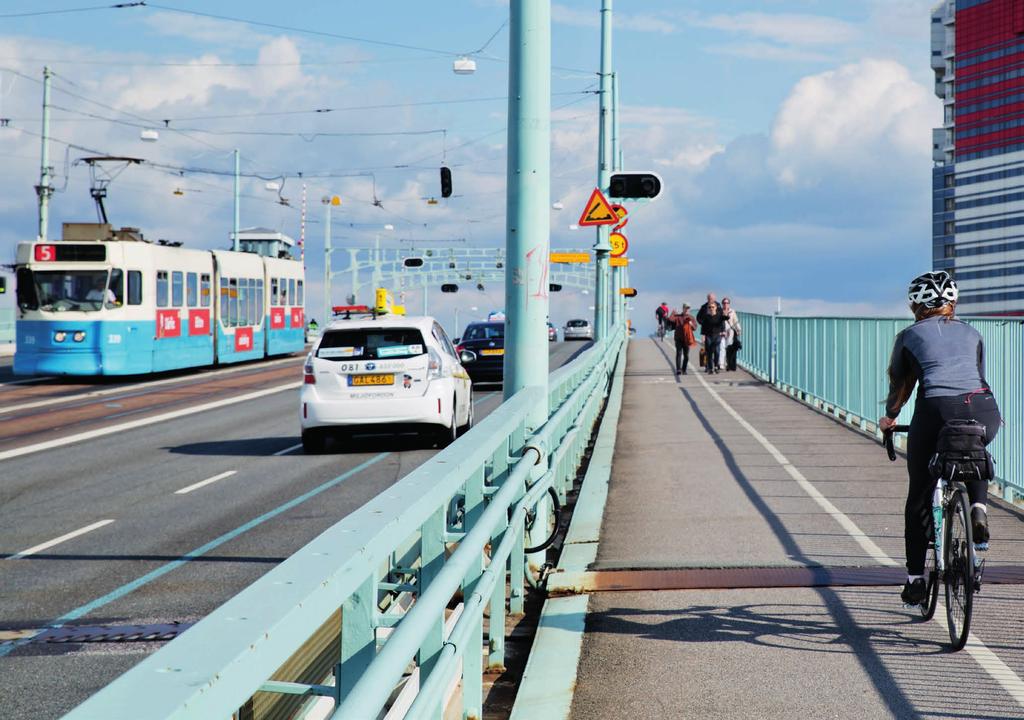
455,344,465,354
303,357,315,384
428,347,443,379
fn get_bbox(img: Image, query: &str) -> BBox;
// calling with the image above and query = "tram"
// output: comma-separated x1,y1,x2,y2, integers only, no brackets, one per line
12,223,305,375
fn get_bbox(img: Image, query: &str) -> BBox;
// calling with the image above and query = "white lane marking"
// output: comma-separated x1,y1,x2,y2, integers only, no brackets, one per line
694,372,898,567
0,382,301,462
175,470,237,495
0,356,301,416
273,443,302,457
5,519,114,560
694,371,1024,705
0,376,52,388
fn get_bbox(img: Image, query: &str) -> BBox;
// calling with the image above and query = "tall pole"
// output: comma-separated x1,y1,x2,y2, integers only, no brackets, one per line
593,0,613,341
323,202,332,324
422,284,428,316
503,0,551,432
610,70,621,328
36,67,53,240
232,149,240,251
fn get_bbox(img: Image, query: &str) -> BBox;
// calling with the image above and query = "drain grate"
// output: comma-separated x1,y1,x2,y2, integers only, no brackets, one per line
29,621,193,644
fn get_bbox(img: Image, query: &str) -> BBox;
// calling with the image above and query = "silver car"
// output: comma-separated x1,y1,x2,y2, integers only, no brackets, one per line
563,318,593,341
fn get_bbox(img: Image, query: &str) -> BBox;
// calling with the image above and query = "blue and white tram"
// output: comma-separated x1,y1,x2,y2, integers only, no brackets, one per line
13,225,305,375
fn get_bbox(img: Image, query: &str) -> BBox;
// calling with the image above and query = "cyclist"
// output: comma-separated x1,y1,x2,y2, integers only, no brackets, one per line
878,271,1001,606
655,301,669,339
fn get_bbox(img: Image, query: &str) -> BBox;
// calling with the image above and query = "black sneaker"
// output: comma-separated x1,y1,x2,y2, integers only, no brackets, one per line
901,578,927,605
972,506,990,546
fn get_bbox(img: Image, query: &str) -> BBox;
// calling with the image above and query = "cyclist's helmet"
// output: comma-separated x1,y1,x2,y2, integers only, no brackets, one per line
907,271,958,308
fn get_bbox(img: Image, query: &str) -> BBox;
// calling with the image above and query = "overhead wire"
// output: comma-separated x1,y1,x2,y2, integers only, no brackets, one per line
0,2,144,19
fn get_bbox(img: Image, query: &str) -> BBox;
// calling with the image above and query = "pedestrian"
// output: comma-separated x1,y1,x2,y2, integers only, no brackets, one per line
666,303,698,375
655,301,670,339
696,293,727,374
722,297,741,371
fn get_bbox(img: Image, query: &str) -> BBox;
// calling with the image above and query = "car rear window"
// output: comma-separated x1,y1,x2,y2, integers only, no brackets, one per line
567,320,589,328
317,328,427,361
463,323,504,340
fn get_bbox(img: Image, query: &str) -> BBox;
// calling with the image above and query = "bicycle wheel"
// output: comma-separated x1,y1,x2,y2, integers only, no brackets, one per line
943,487,975,650
920,542,939,620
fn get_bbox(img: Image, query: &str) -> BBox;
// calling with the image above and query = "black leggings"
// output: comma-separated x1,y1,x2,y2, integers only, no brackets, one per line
674,339,690,374
703,336,719,371
905,392,1001,575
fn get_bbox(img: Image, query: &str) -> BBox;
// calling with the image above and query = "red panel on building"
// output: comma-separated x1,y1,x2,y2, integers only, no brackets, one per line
290,307,304,328
270,307,286,329
958,0,1022,56
188,309,211,336
156,310,181,339
234,327,254,353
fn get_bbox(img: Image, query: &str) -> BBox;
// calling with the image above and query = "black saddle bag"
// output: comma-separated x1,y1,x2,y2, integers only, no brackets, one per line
928,419,994,482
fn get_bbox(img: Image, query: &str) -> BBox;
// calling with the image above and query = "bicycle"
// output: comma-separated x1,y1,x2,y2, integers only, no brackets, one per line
884,424,982,651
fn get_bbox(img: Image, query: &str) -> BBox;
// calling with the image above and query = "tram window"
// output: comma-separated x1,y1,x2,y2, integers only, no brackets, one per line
256,279,264,321
297,279,304,305
200,273,210,307
288,279,296,307
157,271,169,307
239,278,249,326
229,278,238,327
127,271,142,306
247,278,256,326
172,271,184,307
108,269,124,307
16,268,37,310
280,279,288,306
220,278,229,324
271,277,279,306
186,272,197,307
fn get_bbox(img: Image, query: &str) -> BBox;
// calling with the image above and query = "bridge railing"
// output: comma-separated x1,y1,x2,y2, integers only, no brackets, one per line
65,329,626,720
739,312,1023,502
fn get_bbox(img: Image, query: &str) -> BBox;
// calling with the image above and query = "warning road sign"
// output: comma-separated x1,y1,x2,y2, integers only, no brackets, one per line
609,231,628,258
610,256,629,267
578,187,619,227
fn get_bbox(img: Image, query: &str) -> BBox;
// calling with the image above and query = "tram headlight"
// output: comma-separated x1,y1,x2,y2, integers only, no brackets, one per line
54,331,66,343
73,331,86,343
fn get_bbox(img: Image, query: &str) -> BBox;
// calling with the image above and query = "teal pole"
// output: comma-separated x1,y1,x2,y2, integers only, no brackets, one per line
503,0,551,432
232,149,240,251
36,67,52,240
324,202,332,323
593,0,612,340
610,71,621,328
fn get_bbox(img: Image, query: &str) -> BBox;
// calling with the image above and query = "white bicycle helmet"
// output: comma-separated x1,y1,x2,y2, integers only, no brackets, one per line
908,271,958,308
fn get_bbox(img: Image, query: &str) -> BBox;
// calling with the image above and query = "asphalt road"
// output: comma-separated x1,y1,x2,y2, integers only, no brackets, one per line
0,340,587,720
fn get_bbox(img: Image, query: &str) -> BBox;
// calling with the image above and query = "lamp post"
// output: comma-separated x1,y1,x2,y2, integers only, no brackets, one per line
321,195,340,323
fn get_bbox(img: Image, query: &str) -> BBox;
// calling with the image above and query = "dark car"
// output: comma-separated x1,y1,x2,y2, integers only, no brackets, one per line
457,322,505,383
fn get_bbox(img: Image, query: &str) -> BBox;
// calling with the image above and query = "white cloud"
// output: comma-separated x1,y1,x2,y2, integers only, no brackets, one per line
142,11,273,47
706,42,831,64
769,58,935,185
552,5,676,34
687,11,860,47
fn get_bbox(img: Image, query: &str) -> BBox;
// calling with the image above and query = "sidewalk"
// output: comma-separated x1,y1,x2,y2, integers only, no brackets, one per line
567,337,1024,719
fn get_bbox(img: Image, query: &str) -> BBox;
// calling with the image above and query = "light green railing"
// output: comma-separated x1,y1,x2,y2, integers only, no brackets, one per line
65,329,626,720
0,308,13,345
738,312,1023,502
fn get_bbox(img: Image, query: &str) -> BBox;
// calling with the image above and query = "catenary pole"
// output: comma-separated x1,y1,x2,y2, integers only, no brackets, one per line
323,202,332,323
503,0,551,432
593,0,613,340
610,70,621,327
36,67,53,240
232,149,240,251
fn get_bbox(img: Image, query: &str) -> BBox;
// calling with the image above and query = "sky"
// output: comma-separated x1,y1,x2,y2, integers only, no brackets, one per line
0,0,940,333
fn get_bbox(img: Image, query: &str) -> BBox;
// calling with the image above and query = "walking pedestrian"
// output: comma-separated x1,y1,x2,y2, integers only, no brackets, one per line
722,297,741,371
696,293,727,374
666,303,697,375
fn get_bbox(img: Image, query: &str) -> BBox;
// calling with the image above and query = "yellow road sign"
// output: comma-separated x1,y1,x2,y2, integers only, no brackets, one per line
619,287,638,297
609,231,628,258
610,256,629,267
550,252,591,263
578,187,619,227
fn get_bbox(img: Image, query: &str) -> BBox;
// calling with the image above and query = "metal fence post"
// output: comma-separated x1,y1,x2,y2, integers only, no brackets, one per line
417,507,446,710
338,576,377,700
461,466,487,718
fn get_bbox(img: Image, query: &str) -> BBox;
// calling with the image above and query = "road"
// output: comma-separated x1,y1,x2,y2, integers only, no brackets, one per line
0,340,586,719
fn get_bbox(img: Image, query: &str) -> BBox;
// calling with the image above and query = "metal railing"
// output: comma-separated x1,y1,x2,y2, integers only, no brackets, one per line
0,308,13,345
65,329,626,720
738,312,1023,501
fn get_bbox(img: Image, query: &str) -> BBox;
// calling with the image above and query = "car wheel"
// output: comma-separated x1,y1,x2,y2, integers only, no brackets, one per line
459,396,474,436
436,398,458,448
302,429,326,454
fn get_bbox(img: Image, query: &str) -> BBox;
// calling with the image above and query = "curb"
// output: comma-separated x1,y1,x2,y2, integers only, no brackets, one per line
509,340,627,719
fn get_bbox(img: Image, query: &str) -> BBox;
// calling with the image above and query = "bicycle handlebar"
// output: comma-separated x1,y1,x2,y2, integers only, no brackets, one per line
882,424,911,462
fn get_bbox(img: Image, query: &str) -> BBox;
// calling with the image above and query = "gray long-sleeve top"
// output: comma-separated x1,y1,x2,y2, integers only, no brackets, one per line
884,316,988,419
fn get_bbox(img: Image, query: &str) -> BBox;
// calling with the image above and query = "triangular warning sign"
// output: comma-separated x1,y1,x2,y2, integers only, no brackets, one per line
578,187,619,227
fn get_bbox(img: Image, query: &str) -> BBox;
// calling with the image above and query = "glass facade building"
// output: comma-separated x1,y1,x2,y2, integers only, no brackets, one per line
932,0,1024,315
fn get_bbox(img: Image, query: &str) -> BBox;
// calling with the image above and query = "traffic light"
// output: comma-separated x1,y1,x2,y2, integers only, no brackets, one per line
0,276,5,294
403,257,424,268
549,283,562,292
440,166,453,198
608,172,662,200
441,283,459,293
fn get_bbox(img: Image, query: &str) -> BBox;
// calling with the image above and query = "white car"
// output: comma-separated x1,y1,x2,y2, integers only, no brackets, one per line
563,318,594,341
300,315,473,453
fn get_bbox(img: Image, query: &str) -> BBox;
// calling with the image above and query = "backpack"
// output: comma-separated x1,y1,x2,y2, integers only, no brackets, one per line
928,419,994,482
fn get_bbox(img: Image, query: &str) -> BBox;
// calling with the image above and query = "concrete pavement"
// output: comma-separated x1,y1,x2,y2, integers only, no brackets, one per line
569,338,1024,719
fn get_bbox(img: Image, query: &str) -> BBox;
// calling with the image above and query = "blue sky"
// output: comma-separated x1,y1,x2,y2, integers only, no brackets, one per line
0,1,938,330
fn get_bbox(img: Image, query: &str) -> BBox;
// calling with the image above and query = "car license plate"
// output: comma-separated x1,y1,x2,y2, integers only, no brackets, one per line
350,373,395,386
480,348,504,356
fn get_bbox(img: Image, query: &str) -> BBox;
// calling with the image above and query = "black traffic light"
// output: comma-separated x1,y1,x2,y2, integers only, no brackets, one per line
549,283,562,292
608,172,662,200
441,283,459,293
440,166,453,198
0,276,5,294
403,257,424,268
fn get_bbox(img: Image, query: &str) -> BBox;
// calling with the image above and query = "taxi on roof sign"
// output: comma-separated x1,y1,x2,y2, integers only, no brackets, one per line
609,231,628,258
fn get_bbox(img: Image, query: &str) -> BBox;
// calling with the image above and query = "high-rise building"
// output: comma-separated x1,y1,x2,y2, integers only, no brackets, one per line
932,0,1024,316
